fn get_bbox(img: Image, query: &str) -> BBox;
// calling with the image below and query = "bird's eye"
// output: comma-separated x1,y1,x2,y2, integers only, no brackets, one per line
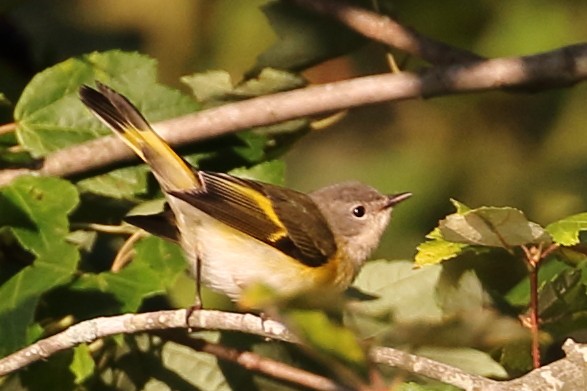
352,205,366,218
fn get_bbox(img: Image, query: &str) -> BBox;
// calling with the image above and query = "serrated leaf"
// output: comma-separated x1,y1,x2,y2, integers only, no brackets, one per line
15,51,195,156
440,205,550,248
234,68,306,97
545,212,587,246
134,236,186,288
76,165,150,199
450,198,471,214
415,228,469,266
540,266,587,321
181,70,234,102
0,176,80,356
71,256,164,313
70,344,95,384
232,131,269,163
14,50,198,199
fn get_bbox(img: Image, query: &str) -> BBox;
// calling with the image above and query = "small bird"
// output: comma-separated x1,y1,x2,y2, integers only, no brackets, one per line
79,83,411,303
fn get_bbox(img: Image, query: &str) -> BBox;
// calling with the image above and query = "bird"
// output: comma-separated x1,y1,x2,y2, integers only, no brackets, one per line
79,82,411,304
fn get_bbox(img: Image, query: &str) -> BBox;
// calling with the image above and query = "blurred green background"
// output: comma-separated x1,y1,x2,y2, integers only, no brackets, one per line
2,0,587,262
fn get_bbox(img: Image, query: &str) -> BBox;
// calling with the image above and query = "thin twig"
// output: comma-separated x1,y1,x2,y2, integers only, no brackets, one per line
1,44,586,187
288,0,483,65
71,222,138,235
111,230,145,272
0,122,16,136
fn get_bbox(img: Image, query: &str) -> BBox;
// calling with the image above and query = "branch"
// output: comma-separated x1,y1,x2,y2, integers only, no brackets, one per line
288,0,483,65
1,43,586,187
159,331,351,391
0,309,586,390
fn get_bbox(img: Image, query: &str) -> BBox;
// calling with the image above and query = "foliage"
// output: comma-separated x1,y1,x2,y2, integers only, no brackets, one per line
1,1,587,390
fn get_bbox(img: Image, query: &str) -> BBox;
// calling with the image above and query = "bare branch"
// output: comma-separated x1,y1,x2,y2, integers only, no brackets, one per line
288,0,483,65
0,309,585,390
1,43,586,187
0,310,292,376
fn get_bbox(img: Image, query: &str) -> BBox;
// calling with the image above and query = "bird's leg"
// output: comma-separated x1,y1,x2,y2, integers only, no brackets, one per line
186,256,203,331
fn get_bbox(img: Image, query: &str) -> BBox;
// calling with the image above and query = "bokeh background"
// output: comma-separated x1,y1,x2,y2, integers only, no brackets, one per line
2,0,587,262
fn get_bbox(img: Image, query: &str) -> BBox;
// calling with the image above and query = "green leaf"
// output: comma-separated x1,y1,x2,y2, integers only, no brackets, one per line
352,260,444,323
500,340,534,377
285,309,368,375
19,349,76,391
133,236,186,289
545,212,587,246
15,50,198,156
450,198,471,214
182,68,305,104
352,260,528,349
76,165,150,199
14,50,198,199
232,131,269,163
505,258,570,308
415,228,469,266
235,68,306,97
230,160,285,186
0,176,80,356
440,204,550,248
436,270,487,314
70,344,95,384
415,347,507,378
71,255,164,313
181,70,234,102
153,333,231,391
67,234,185,316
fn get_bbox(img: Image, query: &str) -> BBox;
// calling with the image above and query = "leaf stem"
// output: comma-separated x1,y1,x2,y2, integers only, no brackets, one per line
521,243,550,369
528,256,541,369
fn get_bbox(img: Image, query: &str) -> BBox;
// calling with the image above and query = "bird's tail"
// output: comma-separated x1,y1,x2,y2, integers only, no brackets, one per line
79,82,199,191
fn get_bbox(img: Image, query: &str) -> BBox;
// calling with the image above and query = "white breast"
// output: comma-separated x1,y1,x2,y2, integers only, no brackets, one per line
168,197,314,301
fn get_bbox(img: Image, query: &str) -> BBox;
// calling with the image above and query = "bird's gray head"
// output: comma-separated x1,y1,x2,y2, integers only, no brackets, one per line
309,181,411,266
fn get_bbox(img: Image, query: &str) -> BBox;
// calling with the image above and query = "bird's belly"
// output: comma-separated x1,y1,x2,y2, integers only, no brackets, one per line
172,200,334,301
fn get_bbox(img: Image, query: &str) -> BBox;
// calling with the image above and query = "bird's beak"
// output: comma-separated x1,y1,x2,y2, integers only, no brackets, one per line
384,192,412,208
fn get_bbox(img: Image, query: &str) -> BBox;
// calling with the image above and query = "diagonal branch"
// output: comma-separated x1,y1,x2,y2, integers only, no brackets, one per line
158,330,352,391
0,43,587,187
288,0,483,65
